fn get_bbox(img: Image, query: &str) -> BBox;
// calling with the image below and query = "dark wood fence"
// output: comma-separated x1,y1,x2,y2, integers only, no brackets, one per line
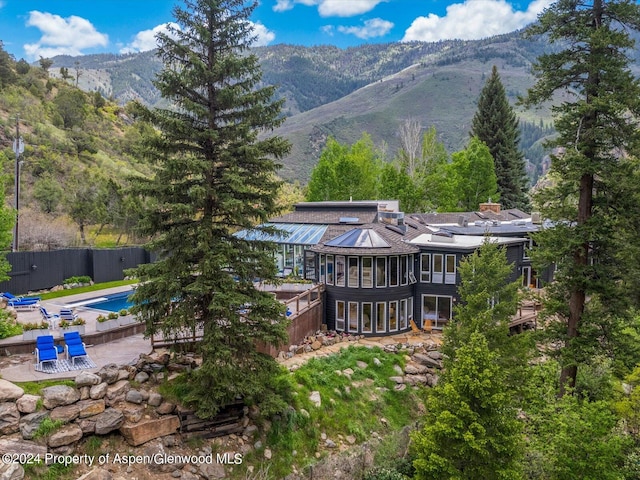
0,247,151,294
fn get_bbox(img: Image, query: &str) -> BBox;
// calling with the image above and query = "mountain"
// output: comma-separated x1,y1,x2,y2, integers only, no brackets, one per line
48,29,628,183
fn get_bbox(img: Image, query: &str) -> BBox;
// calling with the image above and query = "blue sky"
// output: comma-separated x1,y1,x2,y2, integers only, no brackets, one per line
0,0,553,60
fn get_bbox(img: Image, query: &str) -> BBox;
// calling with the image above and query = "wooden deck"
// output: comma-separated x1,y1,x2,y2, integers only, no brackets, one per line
509,299,541,333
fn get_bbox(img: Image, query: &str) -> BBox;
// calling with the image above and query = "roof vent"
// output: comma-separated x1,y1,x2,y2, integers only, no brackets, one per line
339,217,360,224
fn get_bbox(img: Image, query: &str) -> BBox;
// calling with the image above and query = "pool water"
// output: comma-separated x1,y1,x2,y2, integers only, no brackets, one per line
86,290,135,312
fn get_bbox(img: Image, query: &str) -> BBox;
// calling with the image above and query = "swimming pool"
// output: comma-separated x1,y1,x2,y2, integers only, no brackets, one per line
84,290,136,312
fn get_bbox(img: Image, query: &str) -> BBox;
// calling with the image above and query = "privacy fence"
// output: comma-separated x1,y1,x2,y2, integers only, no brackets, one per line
0,247,152,294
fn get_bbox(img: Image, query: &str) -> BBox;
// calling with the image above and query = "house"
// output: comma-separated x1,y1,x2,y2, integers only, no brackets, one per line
240,201,535,337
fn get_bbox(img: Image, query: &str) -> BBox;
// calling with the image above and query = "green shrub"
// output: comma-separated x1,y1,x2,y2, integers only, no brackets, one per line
107,312,119,320
0,312,22,339
119,309,129,316
22,321,49,331
96,314,108,323
63,275,92,285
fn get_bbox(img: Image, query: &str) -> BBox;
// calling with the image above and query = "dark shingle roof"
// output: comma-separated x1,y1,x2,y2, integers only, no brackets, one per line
410,208,530,226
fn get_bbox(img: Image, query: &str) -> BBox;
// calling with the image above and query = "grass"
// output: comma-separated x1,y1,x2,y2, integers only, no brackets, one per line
14,379,76,396
32,417,64,439
236,345,424,479
37,279,138,301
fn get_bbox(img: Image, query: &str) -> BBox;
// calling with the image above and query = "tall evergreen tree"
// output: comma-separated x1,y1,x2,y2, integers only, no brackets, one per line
522,0,640,395
129,0,291,418
471,65,529,210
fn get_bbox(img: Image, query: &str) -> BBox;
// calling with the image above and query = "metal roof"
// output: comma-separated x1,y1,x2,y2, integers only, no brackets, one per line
325,228,391,248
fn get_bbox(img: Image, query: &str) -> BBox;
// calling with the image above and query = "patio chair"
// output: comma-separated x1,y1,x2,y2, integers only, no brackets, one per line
2,292,41,310
2,292,41,303
409,318,422,336
59,308,78,321
40,307,60,329
63,331,88,366
35,335,58,369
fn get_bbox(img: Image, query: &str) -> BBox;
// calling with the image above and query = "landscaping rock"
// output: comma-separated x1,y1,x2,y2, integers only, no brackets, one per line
356,361,368,369
0,462,23,480
96,364,120,384
89,383,108,400
309,391,321,408
48,424,83,448
75,372,102,387
0,380,24,402
120,415,180,446
77,418,96,435
42,385,80,409
389,376,405,384
0,403,20,435
156,402,175,415
0,435,48,457
19,411,48,440
50,404,81,423
15,394,40,414
125,389,144,404
134,371,149,384
148,392,162,407
94,408,124,435
77,399,105,418
105,380,130,403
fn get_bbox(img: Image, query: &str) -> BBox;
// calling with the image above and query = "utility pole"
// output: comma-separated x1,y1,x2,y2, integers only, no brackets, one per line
11,116,24,252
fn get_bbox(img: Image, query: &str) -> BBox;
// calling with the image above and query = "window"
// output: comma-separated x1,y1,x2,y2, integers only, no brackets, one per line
389,256,399,287
420,254,431,282
326,255,334,285
348,257,359,288
389,301,398,331
336,301,345,331
422,295,452,330
445,254,456,284
348,302,358,332
362,303,372,333
362,257,373,288
524,238,533,259
400,299,408,330
432,254,443,283
376,302,386,333
376,257,387,288
401,255,408,285
319,255,326,283
336,255,345,286
304,250,316,280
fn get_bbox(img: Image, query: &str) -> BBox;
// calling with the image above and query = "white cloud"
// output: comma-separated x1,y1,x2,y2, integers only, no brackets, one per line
402,0,553,42
24,11,108,59
338,18,394,40
119,23,179,54
273,0,385,17
249,21,276,46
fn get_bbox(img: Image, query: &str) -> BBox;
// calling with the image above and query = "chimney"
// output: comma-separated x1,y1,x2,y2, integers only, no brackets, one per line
531,212,542,224
479,201,501,214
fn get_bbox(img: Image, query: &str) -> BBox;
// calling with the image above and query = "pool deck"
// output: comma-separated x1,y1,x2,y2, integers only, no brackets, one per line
0,286,153,382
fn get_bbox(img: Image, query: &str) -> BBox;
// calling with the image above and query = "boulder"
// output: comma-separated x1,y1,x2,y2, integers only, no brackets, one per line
0,379,24,402
412,353,443,369
0,462,23,480
42,385,80,409
50,404,81,423
0,403,20,435
388,376,405,384
134,371,149,384
19,411,49,440
0,434,48,457
89,383,108,400
120,416,180,446
106,380,130,401
75,372,102,387
96,364,120,384
77,399,105,418
309,391,321,408
125,390,144,405
16,394,40,414
77,419,96,435
148,393,163,407
48,424,83,448
94,408,124,435
156,402,175,415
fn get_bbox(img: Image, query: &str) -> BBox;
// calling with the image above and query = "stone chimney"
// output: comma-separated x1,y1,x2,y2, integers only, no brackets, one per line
478,201,501,214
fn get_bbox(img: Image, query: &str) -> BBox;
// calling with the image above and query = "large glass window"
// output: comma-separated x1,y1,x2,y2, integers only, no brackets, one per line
336,301,345,331
362,257,373,288
400,299,408,330
376,257,387,288
336,255,346,286
422,295,452,329
319,255,326,283
362,303,373,333
445,254,456,284
304,250,315,280
327,255,334,285
348,257,359,288
348,302,358,332
401,255,408,285
389,301,398,331
376,302,386,333
432,254,443,283
389,256,399,287
420,253,431,282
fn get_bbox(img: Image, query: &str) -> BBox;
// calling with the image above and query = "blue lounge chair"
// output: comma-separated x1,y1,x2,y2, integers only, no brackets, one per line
35,335,58,369
59,308,78,321
63,331,88,366
2,292,41,310
39,307,60,329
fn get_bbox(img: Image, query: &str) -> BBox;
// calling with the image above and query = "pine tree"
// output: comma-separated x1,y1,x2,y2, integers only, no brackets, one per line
129,0,291,418
522,0,640,395
471,65,529,210
412,332,525,480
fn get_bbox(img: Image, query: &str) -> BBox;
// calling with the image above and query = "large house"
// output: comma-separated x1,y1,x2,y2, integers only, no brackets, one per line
239,201,542,336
